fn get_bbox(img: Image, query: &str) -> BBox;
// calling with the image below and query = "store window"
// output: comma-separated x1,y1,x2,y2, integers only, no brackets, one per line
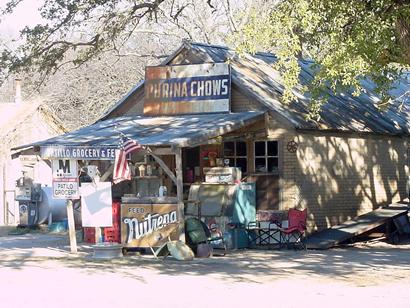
223,141,247,173
254,140,279,173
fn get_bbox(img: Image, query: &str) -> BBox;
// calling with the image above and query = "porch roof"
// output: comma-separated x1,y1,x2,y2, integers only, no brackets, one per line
12,111,265,155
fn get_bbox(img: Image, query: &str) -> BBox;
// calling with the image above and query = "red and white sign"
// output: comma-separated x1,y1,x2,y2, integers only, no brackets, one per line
52,179,79,199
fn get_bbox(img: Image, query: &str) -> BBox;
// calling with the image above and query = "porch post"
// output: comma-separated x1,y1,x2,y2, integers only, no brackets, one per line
174,146,185,242
66,199,78,253
175,147,183,202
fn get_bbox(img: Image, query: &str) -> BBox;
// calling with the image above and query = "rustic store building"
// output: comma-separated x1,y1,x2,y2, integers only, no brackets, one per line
1,81,66,225
13,42,410,233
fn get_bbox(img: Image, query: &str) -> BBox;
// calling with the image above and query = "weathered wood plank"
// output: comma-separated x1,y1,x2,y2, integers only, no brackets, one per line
150,147,174,156
66,199,78,253
175,147,183,203
146,150,177,185
306,205,409,250
100,164,114,182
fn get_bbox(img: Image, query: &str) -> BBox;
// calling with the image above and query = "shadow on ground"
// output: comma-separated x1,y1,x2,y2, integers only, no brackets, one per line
1,233,409,285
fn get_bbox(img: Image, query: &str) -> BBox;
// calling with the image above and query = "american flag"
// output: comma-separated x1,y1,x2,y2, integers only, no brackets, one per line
113,136,144,184
122,137,143,155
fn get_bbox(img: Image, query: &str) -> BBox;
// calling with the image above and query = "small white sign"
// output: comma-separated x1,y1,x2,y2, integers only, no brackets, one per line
80,182,113,227
52,159,78,178
53,180,79,199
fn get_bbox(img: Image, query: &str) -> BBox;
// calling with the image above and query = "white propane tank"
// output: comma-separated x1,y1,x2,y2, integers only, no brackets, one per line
37,186,82,224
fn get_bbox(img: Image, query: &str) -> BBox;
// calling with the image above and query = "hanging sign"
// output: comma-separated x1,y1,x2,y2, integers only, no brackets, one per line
52,159,79,199
52,159,78,178
144,63,231,115
52,180,79,199
41,146,117,160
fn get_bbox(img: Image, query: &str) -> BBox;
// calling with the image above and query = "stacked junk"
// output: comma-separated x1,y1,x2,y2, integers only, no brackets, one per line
185,167,256,256
14,166,257,254
15,183,80,231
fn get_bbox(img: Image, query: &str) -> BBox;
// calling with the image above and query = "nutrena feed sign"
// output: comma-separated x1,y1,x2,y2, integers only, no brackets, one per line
144,63,230,115
121,203,181,248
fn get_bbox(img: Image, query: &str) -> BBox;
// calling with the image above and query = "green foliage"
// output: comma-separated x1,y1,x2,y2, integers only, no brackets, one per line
234,0,410,119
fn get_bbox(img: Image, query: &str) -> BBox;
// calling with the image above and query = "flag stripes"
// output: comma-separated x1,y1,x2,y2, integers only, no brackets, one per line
123,138,143,155
113,136,144,184
113,149,130,184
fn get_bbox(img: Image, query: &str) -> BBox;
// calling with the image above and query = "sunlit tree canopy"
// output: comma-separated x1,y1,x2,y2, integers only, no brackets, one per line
234,0,410,117
1,0,410,121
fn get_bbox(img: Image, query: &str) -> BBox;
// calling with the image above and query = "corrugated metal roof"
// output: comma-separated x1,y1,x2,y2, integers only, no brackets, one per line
12,111,265,151
190,43,410,135
102,42,410,136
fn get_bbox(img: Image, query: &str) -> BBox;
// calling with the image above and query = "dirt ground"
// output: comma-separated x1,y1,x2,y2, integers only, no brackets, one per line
0,231,410,308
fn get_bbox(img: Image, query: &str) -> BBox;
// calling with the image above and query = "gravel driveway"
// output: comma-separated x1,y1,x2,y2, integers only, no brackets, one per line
1,231,409,308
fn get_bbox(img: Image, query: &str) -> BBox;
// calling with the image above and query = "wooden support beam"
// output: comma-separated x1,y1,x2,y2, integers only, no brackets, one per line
103,148,177,185
66,199,78,253
187,137,222,148
100,164,114,182
178,201,186,243
174,147,184,203
145,149,177,185
95,227,102,244
150,147,175,156
174,147,185,242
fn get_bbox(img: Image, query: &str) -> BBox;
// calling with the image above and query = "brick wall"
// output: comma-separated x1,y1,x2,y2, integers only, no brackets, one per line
264,112,298,212
294,132,409,232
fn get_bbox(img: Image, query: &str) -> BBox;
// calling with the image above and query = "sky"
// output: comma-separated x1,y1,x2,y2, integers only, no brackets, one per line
0,0,43,38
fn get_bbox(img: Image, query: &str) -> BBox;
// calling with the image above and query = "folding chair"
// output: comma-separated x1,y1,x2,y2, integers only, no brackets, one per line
203,221,227,256
280,208,307,249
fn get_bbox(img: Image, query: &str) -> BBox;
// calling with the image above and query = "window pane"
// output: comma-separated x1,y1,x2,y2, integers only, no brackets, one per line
236,158,247,174
224,142,234,156
255,141,265,156
268,157,279,172
236,141,247,156
255,158,266,173
267,141,278,156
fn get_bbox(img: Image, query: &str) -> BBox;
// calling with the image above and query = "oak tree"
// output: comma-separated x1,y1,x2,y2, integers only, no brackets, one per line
234,0,410,118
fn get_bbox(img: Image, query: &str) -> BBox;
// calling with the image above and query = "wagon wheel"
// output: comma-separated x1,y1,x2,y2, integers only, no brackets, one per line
287,141,298,153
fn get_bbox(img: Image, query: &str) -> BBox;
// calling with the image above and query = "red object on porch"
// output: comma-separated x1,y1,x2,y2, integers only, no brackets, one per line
104,227,120,243
83,227,96,244
280,208,307,249
103,201,121,243
111,201,121,219
83,201,121,243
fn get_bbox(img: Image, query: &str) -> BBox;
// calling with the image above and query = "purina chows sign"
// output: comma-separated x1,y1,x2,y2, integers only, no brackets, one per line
144,63,230,115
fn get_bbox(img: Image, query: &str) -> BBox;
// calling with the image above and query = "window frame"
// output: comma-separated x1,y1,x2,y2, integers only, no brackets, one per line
253,140,280,174
223,140,248,174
